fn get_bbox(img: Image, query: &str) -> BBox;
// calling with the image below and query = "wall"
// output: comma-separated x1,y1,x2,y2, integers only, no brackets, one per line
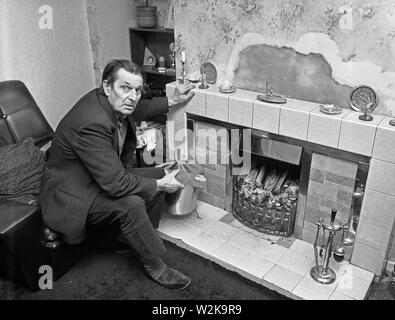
86,0,137,85
0,0,145,127
0,0,95,129
85,0,171,85
174,0,395,117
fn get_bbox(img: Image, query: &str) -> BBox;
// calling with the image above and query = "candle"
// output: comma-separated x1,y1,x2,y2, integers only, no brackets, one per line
181,50,186,63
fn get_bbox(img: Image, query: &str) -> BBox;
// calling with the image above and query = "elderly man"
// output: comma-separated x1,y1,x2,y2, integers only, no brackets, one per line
39,59,195,290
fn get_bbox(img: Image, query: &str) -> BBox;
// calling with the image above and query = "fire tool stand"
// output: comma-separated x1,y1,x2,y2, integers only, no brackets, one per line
310,209,348,285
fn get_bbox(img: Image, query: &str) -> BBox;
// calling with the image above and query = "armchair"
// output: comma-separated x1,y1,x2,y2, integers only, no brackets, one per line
0,80,83,291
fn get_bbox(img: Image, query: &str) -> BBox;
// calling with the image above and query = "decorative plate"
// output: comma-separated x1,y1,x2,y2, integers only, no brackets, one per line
257,94,287,104
319,104,343,115
218,86,236,94
349,85,378,112
200,62,217,84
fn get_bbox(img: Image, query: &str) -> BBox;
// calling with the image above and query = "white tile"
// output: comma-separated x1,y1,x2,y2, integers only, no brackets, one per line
361,189,395,226
161,222,202,245
203,222,239,241
341,264,375,283
307,108,351,148
263,265,303,292
210,242,249,272
205,89,230,122
329,291,354,300
351,241,387,275
286,99,320,112
254,243,288,265
278,99,318,141
366,158,395,196
228,90,255,127
354,215,393,251
279,106,313,141
187,232,227,260
175,209,220,234
276,250,315,276
227,228,263,251
293,275,335,300
185,88,206,116
236,254,274,284
338,112,384,156
253,100,281,134
289,239,316,260
372,116,395,163
336,271,372,300
158,214,186,234
328,259,350,279
196,201,228,220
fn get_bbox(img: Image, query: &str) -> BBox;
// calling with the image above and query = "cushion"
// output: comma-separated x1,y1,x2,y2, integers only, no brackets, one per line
0,137,45,204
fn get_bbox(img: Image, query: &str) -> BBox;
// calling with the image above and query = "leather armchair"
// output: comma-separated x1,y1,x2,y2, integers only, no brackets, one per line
0,80,83,291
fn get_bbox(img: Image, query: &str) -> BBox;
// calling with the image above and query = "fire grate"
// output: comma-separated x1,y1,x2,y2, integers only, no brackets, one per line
232,166,299,237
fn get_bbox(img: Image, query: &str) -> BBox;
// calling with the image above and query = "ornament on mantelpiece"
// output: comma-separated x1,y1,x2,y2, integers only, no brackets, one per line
158,56,166,73
143,47,156,68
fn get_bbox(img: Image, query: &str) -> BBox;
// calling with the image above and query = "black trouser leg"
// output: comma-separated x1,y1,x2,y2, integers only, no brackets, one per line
87,193,166,259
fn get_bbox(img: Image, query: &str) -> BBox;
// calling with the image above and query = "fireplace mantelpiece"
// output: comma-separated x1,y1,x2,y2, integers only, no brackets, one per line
166,82,395,277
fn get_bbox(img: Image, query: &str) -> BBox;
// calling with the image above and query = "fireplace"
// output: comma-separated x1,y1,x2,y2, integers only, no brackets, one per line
186,114,370,260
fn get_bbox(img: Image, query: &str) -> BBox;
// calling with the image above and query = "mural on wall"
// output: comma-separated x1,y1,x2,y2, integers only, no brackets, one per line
174,0,395,116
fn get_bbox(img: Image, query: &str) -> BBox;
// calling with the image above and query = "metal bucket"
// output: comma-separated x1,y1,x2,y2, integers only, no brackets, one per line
164,185,197,216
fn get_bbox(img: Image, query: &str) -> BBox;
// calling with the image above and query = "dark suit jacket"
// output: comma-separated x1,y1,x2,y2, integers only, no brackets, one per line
39,88,169,244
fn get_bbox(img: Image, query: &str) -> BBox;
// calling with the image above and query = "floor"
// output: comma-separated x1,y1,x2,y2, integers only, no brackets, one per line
0,239,287,301
158,201,376,300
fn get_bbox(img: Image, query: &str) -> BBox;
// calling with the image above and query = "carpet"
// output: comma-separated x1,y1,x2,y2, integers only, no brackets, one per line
0,240,288,300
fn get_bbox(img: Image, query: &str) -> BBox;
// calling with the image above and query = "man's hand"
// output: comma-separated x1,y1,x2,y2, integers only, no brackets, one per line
156,169,184,193
168,83,196,107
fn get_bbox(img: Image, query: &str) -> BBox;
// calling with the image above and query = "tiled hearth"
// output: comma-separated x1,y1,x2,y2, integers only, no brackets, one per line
158,201,374,300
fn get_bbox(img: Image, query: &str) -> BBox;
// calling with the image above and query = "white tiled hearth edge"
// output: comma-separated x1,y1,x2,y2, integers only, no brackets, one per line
158,201,374,300
166,81,395,278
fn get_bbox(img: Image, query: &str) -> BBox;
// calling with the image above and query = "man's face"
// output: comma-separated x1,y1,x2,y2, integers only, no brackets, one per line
103,68,144,116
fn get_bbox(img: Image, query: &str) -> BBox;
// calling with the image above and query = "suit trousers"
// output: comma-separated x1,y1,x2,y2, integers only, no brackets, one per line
86,167,167,259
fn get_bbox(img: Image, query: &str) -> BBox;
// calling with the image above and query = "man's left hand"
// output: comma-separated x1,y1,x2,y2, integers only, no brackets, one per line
168,83,196,107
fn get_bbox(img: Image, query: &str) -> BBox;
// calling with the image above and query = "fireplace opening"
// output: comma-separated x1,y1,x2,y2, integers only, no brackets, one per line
232,153,301,237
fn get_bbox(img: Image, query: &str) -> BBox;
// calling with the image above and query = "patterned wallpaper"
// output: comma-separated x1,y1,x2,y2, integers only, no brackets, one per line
174,0,395,116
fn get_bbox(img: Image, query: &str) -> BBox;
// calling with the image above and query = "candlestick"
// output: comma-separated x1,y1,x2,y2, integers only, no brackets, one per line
181,61,186,84
181,50,186,63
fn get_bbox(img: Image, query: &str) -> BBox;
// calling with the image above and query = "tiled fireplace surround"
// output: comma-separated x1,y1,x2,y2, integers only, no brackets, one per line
164,81,395,299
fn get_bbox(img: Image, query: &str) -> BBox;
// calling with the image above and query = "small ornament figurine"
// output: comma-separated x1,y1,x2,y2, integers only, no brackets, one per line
359,102,374,121
158,56,166,73
168,42,176,74
198,67,209,89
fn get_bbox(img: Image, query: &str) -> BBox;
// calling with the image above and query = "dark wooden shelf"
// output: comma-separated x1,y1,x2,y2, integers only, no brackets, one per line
130,27,175,92
130,27,174,34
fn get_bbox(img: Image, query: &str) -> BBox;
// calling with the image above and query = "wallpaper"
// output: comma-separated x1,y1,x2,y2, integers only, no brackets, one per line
174,0,395,116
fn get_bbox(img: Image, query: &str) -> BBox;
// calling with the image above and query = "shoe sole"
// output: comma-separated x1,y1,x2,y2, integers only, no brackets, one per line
159,277,191,290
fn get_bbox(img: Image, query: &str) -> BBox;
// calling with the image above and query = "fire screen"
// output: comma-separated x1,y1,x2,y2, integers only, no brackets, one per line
232,161,300,237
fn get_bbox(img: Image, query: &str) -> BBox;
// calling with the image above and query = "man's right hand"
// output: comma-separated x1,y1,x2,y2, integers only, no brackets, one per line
156,169,184,193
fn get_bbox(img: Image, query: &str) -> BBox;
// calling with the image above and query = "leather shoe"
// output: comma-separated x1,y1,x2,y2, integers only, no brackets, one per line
147,266,191,290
